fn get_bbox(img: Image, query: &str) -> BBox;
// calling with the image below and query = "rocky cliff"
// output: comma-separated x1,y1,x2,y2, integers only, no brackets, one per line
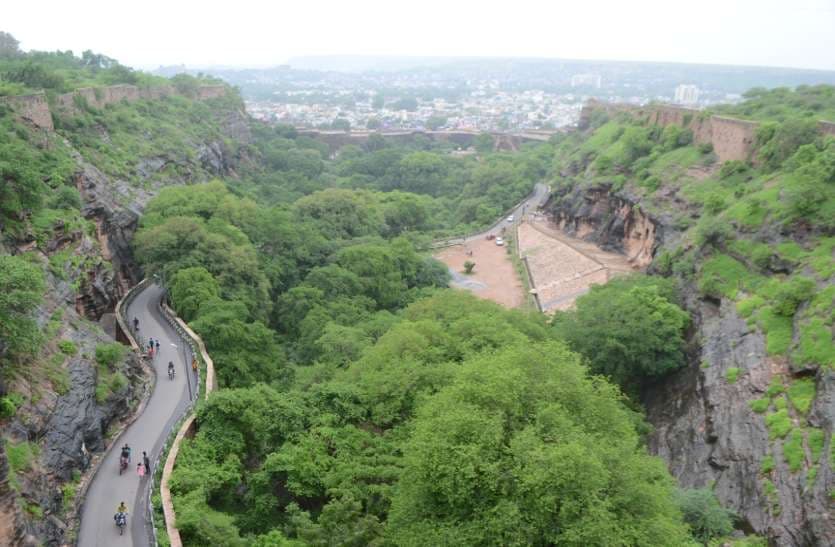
0,86,251,546
546,184,833,547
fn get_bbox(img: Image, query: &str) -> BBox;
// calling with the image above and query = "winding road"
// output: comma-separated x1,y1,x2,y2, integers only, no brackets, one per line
78,284,195,546
467,182,551,241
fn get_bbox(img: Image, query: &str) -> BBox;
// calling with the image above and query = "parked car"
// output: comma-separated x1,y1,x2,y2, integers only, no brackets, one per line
495,237,504,246
507,215,514,222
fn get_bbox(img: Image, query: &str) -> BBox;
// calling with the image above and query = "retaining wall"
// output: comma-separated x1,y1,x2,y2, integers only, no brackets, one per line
156,300,215,547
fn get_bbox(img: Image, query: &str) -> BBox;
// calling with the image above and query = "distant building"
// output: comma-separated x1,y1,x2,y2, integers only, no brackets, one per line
570,74,601,89
674,84,700,105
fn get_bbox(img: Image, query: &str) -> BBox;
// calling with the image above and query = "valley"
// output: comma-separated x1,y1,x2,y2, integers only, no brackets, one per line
0,37,832,547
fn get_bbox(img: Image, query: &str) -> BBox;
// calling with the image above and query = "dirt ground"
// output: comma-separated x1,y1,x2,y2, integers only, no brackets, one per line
434,237,525,309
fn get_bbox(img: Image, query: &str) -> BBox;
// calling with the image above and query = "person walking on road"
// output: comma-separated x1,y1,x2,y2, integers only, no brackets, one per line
136,462,145,478
143,451,150,475
155,340,160,354
133,317,139,331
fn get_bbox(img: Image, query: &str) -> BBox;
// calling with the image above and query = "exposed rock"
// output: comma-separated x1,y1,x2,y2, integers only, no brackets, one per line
547,185,833,547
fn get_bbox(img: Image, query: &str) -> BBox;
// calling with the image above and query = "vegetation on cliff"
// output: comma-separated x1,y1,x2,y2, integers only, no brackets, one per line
550,86,834,541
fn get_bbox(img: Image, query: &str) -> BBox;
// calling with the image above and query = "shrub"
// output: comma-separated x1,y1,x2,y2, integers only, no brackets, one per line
765,409,792,439
761,455,775,474
48,185,82,210
695,218,734,250
749,397,769,413
463,261,475,274
675,488,734,545
725,367,741,384
787,378,816,415
808,428,824,463
783,429,805,472
95,342,124,369
772,276,815,316
0,397,17,418
58,339,77,355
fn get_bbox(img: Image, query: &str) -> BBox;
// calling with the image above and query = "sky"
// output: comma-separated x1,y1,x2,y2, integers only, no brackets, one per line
4,0,835,71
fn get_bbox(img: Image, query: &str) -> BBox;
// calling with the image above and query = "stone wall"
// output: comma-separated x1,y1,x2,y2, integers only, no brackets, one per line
196,84,226,99
0,92,54,130
2,84,226,130
580,100,835,164
709,116,759,163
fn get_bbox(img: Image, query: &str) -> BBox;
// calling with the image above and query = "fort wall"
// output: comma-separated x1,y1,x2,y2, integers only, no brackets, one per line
580,101,834,163
1,84,226,130
0,92,54,130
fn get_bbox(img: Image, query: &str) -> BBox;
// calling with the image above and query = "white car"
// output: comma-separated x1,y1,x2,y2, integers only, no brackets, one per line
506,215,514,222
495,237,504,246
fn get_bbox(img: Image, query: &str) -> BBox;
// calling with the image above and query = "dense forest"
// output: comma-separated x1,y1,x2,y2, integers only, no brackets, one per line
1,39,832,546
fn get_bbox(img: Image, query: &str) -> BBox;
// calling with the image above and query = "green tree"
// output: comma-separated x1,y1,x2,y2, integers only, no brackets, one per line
553,275,689,391
388,341,693,546
675,488,734,545
0,31,20,58
169,267,220,322
191,298,287,388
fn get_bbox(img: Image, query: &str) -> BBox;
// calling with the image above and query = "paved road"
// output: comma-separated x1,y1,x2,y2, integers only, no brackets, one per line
465,182,551,242
78,284,194,547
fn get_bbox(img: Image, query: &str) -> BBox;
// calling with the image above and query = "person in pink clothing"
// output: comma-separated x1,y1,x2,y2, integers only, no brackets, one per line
136,462,145,478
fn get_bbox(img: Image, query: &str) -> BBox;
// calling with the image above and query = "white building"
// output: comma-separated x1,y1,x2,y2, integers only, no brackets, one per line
570,74,602,89
674,84,700,105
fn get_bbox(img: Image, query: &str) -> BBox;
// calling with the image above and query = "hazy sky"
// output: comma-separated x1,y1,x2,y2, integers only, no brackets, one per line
5,0,835,71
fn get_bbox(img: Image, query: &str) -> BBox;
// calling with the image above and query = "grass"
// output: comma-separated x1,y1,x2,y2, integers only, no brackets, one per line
765,409,792,439
62,470,81,514
762,478,780,514
5,439,39,491
46,354,71,396
787,378,816,414
794,317,834,369
698,254,753,299
749,397,770,413
761,454,775,474
725,367,741,384
807,428,824,463
766,377,785,397
755,307,793,355
773,395,787,411
783,429,805,472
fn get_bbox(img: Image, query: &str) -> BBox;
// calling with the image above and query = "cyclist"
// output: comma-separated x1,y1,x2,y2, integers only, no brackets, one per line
168,361,175,380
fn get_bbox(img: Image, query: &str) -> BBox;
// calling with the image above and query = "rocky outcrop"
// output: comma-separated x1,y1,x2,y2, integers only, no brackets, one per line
547,186,660,268
547,184,834,547
0,88,251,546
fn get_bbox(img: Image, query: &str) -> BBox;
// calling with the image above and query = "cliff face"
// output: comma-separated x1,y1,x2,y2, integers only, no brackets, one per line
547,185,834,547
0,88,250,546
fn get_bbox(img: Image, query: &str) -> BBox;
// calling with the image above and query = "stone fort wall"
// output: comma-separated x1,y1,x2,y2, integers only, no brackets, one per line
579,100,834,163
0,84,228,131
0,92,54,130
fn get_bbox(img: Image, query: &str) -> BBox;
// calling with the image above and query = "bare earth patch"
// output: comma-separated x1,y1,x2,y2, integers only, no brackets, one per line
434,238,525,309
